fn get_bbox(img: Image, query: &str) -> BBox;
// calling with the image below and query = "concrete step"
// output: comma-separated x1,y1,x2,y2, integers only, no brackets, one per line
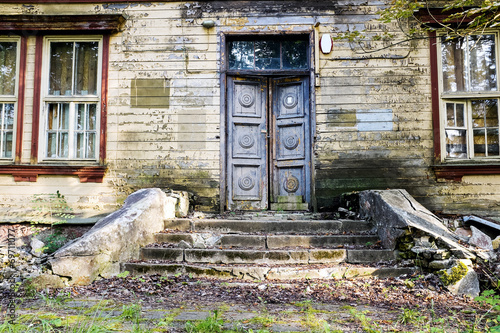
140,247,395,265
155,233,380,248
270,202,309,211
122,262,415,280
164,219,374,234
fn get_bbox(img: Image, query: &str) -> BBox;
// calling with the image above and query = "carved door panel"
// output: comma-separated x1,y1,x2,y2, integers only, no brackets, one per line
227,76,268,210
226,76,310,210
270,77,311,204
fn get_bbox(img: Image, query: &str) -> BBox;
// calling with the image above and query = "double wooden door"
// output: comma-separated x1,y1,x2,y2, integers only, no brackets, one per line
226,75,311,210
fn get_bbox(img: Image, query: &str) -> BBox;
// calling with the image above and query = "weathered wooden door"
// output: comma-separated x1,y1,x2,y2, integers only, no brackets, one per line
227,76,310,210
270,77,311,206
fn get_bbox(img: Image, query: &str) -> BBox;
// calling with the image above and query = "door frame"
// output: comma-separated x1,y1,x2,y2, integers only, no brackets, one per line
219,31,317,213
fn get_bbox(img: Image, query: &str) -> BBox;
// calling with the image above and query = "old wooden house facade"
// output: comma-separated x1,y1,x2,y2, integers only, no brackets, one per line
0,0,499,217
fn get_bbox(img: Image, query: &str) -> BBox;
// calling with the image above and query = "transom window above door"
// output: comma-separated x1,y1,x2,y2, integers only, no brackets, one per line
228,37,309,70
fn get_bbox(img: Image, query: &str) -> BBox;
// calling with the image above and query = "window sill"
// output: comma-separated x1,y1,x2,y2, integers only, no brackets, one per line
0,165,106,182
433,163,500,181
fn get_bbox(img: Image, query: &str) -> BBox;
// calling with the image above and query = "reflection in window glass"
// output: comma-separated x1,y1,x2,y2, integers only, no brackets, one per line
283,40,307,69
228,41,254,70
49,41,99,96
228,38,308,70
446,129,467,158
75,42,99,95
472,99,499,157
0,42,17,96
469,35,496,92
441,35,497,93
255,40,280,69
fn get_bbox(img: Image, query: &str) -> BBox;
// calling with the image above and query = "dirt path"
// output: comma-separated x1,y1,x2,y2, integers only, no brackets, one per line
1,273,492,332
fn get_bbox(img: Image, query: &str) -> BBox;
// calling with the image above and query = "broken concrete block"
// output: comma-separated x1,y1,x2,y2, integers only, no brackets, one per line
359,190,476,261
50,188,173,285
469,226,493,251
438,260,480,297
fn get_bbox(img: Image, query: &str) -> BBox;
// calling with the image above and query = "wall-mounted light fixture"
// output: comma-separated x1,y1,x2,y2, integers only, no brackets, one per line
320,33,333,54
202,20,215,29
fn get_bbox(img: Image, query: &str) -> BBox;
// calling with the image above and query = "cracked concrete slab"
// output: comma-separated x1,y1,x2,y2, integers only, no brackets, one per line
359,189,476,260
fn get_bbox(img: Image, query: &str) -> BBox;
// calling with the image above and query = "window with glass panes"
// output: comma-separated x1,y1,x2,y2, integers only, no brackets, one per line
440,34,500,159
0,39,18,159
42,37,101,160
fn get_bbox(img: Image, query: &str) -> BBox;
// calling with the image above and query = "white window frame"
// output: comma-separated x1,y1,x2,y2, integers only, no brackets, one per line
39,35,102,162
0,36,20,161
438,32,500,162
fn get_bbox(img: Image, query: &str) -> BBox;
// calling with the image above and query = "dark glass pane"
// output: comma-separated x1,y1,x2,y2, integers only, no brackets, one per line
456,103,465,127
49,42,73,96
282,40,308,69
446,103,455,126
487,129,499,156
255,40,280,69
485,99,499,127
75,42,98,95
472,100,486,128
228,41,254,70
473,129,486,157
0,42,17,96
441,37,466,93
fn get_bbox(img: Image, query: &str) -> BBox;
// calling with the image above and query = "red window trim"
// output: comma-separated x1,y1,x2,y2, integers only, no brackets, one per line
0,165,106,182
434,165,500,182
429,31,500,181
15,36,27,164
0,15,126,33
417,7,476,26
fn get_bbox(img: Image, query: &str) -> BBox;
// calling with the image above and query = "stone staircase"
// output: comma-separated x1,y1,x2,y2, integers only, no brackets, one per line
122,216,415,280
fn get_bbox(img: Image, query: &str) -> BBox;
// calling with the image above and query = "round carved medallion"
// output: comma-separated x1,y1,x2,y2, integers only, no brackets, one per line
239,91,255,108
238,176,255,191
284,175,299,193
239,134,255,149
283,93,298,109
283,135,299,150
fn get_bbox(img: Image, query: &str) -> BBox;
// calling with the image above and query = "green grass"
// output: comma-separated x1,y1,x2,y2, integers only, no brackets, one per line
185,310,224,333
